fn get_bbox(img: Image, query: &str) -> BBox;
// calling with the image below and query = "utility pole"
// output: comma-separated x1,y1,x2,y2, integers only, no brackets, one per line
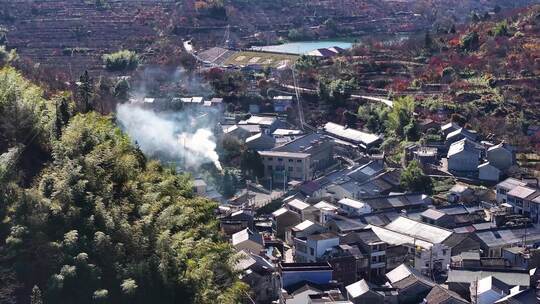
291,64,305,130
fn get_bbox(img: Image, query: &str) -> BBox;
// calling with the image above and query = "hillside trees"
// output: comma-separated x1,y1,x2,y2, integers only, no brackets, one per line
318,78,356,108
0,67,247,303
102,50,139,72
386,96,418,141
461,31,480,51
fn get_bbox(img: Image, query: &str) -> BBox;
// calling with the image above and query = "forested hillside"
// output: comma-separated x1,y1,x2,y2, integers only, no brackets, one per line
0,67,247,303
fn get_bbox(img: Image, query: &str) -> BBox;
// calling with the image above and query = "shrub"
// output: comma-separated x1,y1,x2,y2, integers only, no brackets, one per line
102,50,139,72
461,32,480,51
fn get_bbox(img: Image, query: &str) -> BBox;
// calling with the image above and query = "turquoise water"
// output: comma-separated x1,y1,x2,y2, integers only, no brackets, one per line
250,41,354,55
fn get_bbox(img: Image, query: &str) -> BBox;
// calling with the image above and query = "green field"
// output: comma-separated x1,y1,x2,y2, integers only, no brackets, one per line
224,51,298,68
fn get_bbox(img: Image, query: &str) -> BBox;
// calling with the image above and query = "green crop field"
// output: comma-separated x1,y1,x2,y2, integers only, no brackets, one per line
224,51,298,68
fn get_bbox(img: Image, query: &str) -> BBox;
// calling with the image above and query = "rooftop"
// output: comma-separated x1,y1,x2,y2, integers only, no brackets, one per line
345,279,371,298
308,232,339,241
369,225,434,249
507,185,538,199
259,150,310,158
447,269,530,287
338,198,370,210
294,220,317,231
448,138,481,157
385,216,453,244
323,122,380,146
287,199,311,210
386,264,434,289
497,178,527,190
273,132,330,154
240,115,277,126
232,228,263,246
280,262,333,272
272,207,290,217
273,128,304,136
314,201,339,211
425,285,469,304
361,194,431,211
475,227,540,248
421,208,446,220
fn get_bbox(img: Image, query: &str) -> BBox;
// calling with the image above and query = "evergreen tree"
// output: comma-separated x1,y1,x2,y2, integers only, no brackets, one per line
78,71,93,113
400,160,433,194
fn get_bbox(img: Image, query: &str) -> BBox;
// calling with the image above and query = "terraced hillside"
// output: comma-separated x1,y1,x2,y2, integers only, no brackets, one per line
0,0,538,79
0,0,178,78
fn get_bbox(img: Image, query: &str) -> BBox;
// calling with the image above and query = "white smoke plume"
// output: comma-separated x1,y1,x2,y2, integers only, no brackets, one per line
116,103,222,171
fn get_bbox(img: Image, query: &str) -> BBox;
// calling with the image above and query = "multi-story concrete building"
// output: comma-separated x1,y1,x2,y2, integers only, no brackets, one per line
259,133,334,183
496,178,540,224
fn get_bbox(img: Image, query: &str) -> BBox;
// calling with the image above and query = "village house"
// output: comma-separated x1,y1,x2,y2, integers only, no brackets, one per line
234,250,280,303
294,232,340,263
424,284,469,304
360,193,432,213
336,198,372,216
219,209,254,235
288,219,326,245
441,122,461,137
323,122,382,151
370,217,480,274
246,132,276,150
502,246,540,270
272,95,294,112
475,227,540,257
279,262,334,289
495,178,540,223
446,128,478,145
322,244,369,285
272,207,302,239
239,114,286,133
486,142,514,171
386,264,435,303
447,138,481,174
286,198,319,222
345,279,398,304
478,161,501,182
447,184,475,203
232,228,264,254
313,201,339,225
341,229,387,278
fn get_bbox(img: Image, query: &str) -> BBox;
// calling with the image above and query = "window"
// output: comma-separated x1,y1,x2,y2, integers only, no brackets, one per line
310,248,314,256
267,157,273,161
267,165,273,170
498,188,507,195
371,256,377,263
288,159,293,163
442,249,448,256
277,158,283,162
288,167,293,172
296,159,302,163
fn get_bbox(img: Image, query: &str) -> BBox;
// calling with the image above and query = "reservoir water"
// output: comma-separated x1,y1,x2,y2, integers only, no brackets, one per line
250,40,354,55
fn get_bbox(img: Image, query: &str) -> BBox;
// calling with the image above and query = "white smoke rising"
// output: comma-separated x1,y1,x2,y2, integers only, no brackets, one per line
179,129,222,171
116,103,222,171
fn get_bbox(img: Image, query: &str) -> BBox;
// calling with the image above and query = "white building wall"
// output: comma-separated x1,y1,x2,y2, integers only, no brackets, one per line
448,151,479,172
